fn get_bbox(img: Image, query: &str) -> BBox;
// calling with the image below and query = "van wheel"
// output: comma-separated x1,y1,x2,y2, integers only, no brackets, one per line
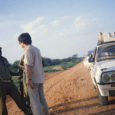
98,89,108,105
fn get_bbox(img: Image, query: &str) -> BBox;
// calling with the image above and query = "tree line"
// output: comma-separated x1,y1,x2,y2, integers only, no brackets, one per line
10,57,83,72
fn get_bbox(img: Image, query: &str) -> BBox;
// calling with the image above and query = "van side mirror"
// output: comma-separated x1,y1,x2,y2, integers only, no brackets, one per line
88,57,95,63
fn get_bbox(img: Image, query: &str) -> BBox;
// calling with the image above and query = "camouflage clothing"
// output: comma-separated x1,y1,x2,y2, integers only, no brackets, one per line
19,55,29,98
18,55,32,115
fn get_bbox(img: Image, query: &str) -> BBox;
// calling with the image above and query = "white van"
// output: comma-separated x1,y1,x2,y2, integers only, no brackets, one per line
89,32,115,105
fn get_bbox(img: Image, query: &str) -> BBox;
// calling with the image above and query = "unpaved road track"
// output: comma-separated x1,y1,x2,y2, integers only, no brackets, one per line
7,62,115,115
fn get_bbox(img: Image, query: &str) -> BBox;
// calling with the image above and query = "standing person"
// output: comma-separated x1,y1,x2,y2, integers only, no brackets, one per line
0,47,28,115
18,33,49,115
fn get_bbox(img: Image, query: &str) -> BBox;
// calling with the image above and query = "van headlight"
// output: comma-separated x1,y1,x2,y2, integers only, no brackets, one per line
102,71,115,83
102,73,110,83
111,74,115,81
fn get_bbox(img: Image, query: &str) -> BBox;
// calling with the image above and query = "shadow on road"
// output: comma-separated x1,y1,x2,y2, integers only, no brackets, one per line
49,96,115,115
49,96,98,110
49,96,98,115
50,103,99,115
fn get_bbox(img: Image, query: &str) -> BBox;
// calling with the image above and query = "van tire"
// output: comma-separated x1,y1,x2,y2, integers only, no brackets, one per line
98,89,108,105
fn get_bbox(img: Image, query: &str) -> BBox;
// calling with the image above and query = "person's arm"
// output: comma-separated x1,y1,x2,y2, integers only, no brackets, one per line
18,64,25,69
26,65,35,89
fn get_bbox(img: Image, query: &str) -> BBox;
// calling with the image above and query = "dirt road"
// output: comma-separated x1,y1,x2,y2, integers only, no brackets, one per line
7,62,115,115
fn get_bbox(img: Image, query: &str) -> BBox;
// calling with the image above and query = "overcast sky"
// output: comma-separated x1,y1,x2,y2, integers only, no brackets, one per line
0,0,115,63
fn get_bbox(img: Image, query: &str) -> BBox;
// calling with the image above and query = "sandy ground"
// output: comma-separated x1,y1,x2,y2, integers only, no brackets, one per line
7,61,115,115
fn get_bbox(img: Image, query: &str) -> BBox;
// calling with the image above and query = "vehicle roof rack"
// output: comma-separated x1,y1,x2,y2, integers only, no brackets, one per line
97,32,115,45
97,41,115,45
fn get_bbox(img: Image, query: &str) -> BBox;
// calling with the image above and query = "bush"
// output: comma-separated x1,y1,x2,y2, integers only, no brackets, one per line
10,61,19,72
43,58,83,72
43,66,61,72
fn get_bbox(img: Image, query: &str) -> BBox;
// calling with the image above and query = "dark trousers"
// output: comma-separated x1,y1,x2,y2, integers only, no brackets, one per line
0,82,27,115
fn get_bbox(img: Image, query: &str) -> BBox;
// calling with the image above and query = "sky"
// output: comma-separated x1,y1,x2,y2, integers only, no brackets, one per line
0,0,115,63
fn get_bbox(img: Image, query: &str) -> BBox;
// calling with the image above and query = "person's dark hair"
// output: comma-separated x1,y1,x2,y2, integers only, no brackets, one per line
18,33,32,45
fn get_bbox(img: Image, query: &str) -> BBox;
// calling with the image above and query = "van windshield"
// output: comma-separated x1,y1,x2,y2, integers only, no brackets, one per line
97,45,115,61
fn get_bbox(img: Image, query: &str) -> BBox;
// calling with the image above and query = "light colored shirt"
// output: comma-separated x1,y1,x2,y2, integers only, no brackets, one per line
24,45,44,84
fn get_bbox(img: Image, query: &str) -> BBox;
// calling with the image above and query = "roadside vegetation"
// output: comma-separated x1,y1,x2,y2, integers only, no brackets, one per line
10,56,83,73
10,56,83,88
43,57,83,72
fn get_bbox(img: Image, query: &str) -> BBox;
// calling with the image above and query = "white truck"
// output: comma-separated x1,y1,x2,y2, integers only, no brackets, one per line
89,32,115,105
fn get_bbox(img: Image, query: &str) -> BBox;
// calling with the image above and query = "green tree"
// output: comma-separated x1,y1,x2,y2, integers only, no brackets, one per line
10,61,19,72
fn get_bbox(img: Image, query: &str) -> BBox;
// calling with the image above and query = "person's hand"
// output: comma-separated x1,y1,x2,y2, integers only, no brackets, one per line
28,80,35,89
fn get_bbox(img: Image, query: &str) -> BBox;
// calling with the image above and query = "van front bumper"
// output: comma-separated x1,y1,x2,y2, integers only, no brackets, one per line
97,84,115,96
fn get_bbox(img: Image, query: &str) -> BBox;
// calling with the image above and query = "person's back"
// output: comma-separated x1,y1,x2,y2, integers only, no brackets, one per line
24,45,44,84
0,56,11,80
